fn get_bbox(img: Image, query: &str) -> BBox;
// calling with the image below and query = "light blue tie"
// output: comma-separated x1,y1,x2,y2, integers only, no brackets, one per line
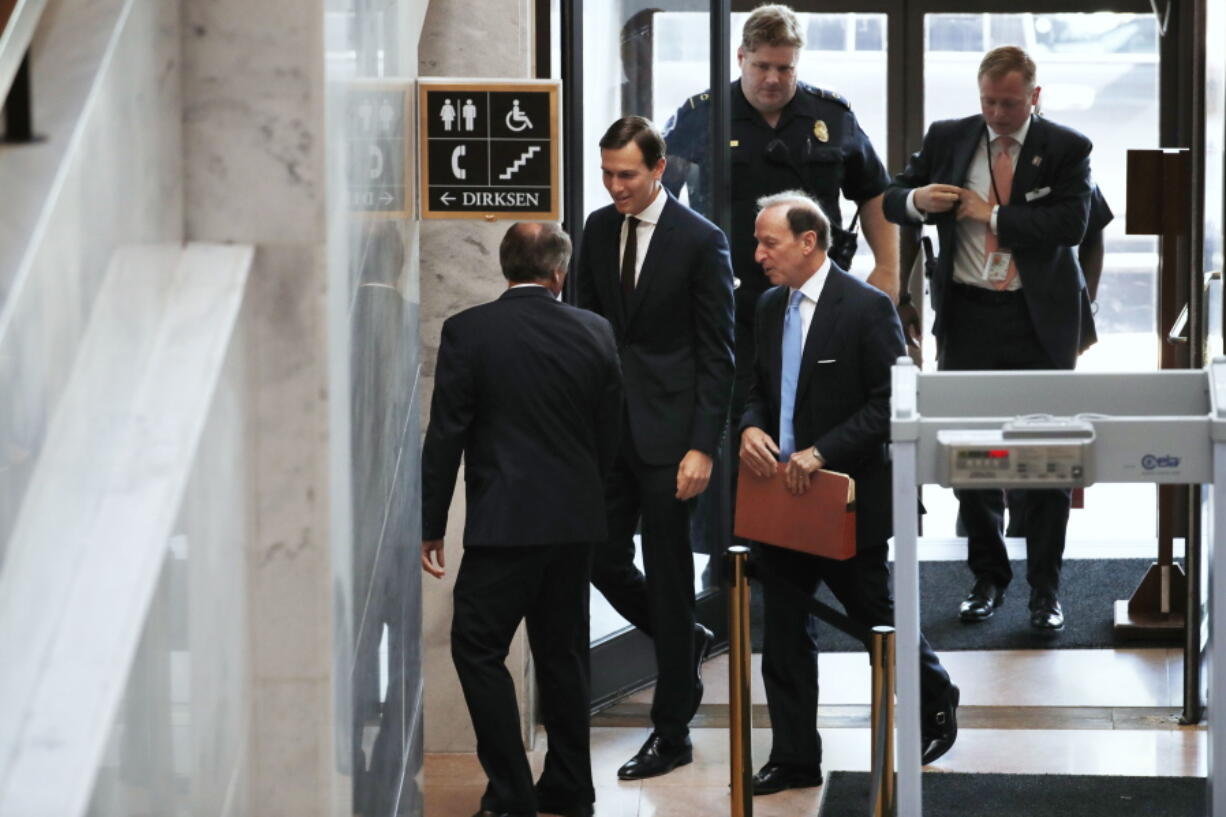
778,289,804,459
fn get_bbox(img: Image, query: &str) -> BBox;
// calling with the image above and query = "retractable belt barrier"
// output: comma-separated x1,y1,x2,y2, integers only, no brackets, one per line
725,547,897,817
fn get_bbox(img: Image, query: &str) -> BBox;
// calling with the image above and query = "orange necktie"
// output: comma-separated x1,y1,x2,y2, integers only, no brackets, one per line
985,136,1018,290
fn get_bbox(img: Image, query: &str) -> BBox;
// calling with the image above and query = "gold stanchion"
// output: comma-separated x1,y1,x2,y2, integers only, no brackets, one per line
728,546,753,817
869,625,896,817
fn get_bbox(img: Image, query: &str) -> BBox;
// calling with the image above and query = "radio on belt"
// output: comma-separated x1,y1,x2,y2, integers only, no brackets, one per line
935,416,1095,489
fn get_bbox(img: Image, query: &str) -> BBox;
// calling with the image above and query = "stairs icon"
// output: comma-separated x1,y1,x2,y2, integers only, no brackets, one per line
498,146,542,180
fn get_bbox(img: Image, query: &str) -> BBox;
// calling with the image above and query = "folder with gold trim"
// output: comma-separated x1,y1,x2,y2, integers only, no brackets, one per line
734,463,856,559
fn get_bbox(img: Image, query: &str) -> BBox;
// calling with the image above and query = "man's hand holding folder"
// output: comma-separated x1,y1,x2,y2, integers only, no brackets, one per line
740,427,826,495
737,429,857,560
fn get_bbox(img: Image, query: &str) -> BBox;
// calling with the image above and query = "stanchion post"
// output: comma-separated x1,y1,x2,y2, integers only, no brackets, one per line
870,626,896,817
727,546,753,817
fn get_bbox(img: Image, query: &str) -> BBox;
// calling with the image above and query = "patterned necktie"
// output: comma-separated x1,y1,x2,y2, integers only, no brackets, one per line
778,289,804,459
621,216,640,302
985,136,1018,290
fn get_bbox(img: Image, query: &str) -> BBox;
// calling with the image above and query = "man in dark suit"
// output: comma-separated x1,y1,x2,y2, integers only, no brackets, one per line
421,223,622,817
577,116,735,780
883,46,1094,631
740,192,958,794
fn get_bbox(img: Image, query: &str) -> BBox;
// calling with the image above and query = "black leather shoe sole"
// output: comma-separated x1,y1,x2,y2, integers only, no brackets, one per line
921,684,960,765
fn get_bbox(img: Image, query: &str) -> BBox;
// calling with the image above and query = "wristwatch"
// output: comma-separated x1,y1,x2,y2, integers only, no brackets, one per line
811,446,824,466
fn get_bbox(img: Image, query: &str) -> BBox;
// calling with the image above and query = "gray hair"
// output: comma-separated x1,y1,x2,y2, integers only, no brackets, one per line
756,190,830,250
499,222,573,283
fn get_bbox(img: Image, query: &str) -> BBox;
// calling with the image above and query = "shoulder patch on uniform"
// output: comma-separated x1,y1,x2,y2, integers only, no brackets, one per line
799,82,851,111
686,91,712,110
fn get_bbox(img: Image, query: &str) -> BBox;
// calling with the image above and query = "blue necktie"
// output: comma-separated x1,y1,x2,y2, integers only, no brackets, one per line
778,289,804,459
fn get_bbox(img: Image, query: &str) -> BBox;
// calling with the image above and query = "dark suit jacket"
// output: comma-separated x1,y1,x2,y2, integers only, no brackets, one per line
577,192,736,466
421,286,623,546
883,114,1093,369
740,265,905,546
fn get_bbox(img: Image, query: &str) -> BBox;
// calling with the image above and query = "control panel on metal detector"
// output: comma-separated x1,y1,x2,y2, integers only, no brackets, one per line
936,417,1095,489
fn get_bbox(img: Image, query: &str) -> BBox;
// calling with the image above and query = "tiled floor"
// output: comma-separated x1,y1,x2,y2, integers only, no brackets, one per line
425,647,1206,815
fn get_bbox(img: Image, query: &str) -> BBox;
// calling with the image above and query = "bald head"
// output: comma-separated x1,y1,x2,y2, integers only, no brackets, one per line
500,222,573,285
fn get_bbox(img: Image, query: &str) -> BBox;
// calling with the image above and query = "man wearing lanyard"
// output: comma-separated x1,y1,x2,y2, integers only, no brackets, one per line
884,46,1095,632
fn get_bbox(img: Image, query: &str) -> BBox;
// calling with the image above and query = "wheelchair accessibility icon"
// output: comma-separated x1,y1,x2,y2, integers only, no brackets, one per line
505,98,533,132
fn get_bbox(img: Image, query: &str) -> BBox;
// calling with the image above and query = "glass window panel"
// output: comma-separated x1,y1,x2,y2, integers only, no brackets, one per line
807,17,846,52
855,16,884,52
928,15,983,53
989,15,1026,49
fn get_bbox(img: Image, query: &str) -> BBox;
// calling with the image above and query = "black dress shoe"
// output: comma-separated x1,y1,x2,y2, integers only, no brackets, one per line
690,624,714,720
751,762,823,795
616,732,693,780
921,684,959,765
959,579,1005,622
1029,591,1065,630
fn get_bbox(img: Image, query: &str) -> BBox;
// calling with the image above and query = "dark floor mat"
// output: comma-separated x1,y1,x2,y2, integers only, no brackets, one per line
749,557,1176,652
818,771,1205,817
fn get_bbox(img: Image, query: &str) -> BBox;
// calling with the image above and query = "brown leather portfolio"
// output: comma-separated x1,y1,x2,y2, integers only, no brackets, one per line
734,463,857,560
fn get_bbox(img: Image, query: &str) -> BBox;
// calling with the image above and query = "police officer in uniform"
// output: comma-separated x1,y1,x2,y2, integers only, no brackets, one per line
663,3,899,423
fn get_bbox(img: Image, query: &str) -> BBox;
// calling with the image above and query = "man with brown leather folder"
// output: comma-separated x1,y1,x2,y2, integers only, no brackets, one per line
738,191,959,795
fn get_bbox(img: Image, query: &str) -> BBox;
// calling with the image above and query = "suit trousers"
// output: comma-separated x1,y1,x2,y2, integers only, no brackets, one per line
939,284,1072,595
592,448,700,741
451,543,595,814
757,541,952,770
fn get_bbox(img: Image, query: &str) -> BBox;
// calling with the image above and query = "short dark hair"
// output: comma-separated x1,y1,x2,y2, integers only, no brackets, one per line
499,222,572,283
756,190,831,250
598,116,666,168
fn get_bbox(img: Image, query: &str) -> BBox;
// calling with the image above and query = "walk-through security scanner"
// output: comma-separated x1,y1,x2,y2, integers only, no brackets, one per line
889,357,1226,816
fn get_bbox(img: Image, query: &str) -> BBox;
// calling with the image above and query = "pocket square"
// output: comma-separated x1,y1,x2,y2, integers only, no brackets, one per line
818,359,837,364
1025,186,1052,202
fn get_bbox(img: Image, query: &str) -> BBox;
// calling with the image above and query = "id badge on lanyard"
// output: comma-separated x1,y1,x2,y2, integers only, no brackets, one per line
981,129,1012,284
982,251,1013,283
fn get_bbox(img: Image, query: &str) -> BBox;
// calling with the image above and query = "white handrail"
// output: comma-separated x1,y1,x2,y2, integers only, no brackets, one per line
0,0,48,106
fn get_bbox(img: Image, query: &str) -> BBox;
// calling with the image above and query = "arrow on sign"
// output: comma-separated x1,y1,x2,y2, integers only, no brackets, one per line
380,192,394,205
440,192,455,206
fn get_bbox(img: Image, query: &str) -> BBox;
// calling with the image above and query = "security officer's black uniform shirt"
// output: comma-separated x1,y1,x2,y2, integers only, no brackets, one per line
663,79,890,309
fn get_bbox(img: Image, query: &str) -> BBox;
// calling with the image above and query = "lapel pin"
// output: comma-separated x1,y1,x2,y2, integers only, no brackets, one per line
1032,155,1042,166
813,120,829,142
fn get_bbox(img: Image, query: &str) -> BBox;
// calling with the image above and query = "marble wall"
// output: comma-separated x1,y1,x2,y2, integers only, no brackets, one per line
180,1,334,814
416,0,538,757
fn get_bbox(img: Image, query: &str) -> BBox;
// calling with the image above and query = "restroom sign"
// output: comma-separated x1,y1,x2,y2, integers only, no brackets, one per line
419,79,560,220
346,82,413,218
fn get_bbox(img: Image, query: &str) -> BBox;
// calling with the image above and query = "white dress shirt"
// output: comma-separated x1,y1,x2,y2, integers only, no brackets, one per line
907,115,1031,291
510,282,562,301
618,185,668,285
790,255,832,346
